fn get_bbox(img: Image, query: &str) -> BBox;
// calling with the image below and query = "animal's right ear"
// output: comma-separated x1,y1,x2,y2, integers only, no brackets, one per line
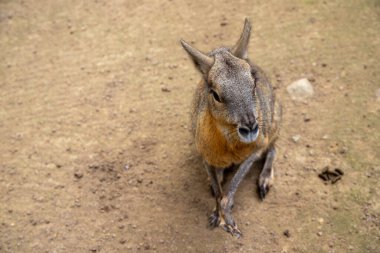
232,18,252,59
180,39,213,75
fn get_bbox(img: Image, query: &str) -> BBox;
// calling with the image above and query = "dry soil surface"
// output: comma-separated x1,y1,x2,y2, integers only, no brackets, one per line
1,0,379,252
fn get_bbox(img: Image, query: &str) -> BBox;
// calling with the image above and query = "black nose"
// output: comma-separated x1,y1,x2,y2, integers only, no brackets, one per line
238,126,250,137
238,122,258,137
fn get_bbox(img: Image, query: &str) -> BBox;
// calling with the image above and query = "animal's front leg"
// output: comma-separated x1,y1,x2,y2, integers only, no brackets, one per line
258,145,276,200
221,151,264,237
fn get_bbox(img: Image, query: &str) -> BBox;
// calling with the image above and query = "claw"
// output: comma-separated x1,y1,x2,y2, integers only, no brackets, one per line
221,211,242,238
258,184,269,200
208,210,221,228
209,209,242,238
221,223,242,238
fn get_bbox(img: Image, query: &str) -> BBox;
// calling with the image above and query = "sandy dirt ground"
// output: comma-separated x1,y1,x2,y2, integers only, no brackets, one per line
1,0,379,252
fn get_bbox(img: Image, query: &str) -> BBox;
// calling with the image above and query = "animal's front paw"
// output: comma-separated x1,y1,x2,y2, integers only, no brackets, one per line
258,174,273,200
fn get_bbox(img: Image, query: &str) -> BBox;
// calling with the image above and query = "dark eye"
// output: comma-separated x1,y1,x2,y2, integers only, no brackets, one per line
251,71,257,87
210,89,221,103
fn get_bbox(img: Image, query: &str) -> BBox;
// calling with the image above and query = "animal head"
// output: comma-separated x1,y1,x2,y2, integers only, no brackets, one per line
181,19,259,144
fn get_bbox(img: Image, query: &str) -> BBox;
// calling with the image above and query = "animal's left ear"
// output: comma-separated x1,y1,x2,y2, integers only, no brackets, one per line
232,18,252,59
180,39,214,75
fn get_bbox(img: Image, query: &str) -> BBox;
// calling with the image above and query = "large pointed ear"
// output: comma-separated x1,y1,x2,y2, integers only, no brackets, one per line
180,39,213,75
232,18,252,59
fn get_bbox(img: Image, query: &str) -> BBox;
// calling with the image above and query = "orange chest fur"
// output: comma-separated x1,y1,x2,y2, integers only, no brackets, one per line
195,111,264,168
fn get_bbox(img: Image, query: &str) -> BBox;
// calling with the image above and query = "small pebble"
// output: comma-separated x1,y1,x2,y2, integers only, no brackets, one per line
304,116,311,122
322,135,329,140
317,231,323,236
161,86,170,92
74,172,83,179
292,135,301,143
339,146,348,154
283,229,291,238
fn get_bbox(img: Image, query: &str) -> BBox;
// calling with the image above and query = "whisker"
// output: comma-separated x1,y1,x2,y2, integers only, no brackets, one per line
227,131,238,138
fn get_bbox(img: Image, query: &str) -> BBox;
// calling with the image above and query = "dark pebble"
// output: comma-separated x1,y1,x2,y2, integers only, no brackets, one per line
319,173,328,181
283,229,291,237
161,87,170,92
331,177,342,184
74,172,83,179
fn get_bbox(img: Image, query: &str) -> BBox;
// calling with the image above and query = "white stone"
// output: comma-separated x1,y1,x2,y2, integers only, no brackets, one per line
292,135,301,143
287,78,315,101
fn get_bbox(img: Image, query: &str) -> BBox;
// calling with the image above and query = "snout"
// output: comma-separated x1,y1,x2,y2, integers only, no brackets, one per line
237,122,259,143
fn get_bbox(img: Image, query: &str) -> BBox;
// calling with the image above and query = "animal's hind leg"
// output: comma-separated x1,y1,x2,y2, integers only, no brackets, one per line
258,145,276,200
204,163,224,228
208,169,224,197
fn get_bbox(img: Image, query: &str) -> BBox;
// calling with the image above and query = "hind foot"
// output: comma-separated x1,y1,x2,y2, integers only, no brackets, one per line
208,209,242,238
220,218,242,238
